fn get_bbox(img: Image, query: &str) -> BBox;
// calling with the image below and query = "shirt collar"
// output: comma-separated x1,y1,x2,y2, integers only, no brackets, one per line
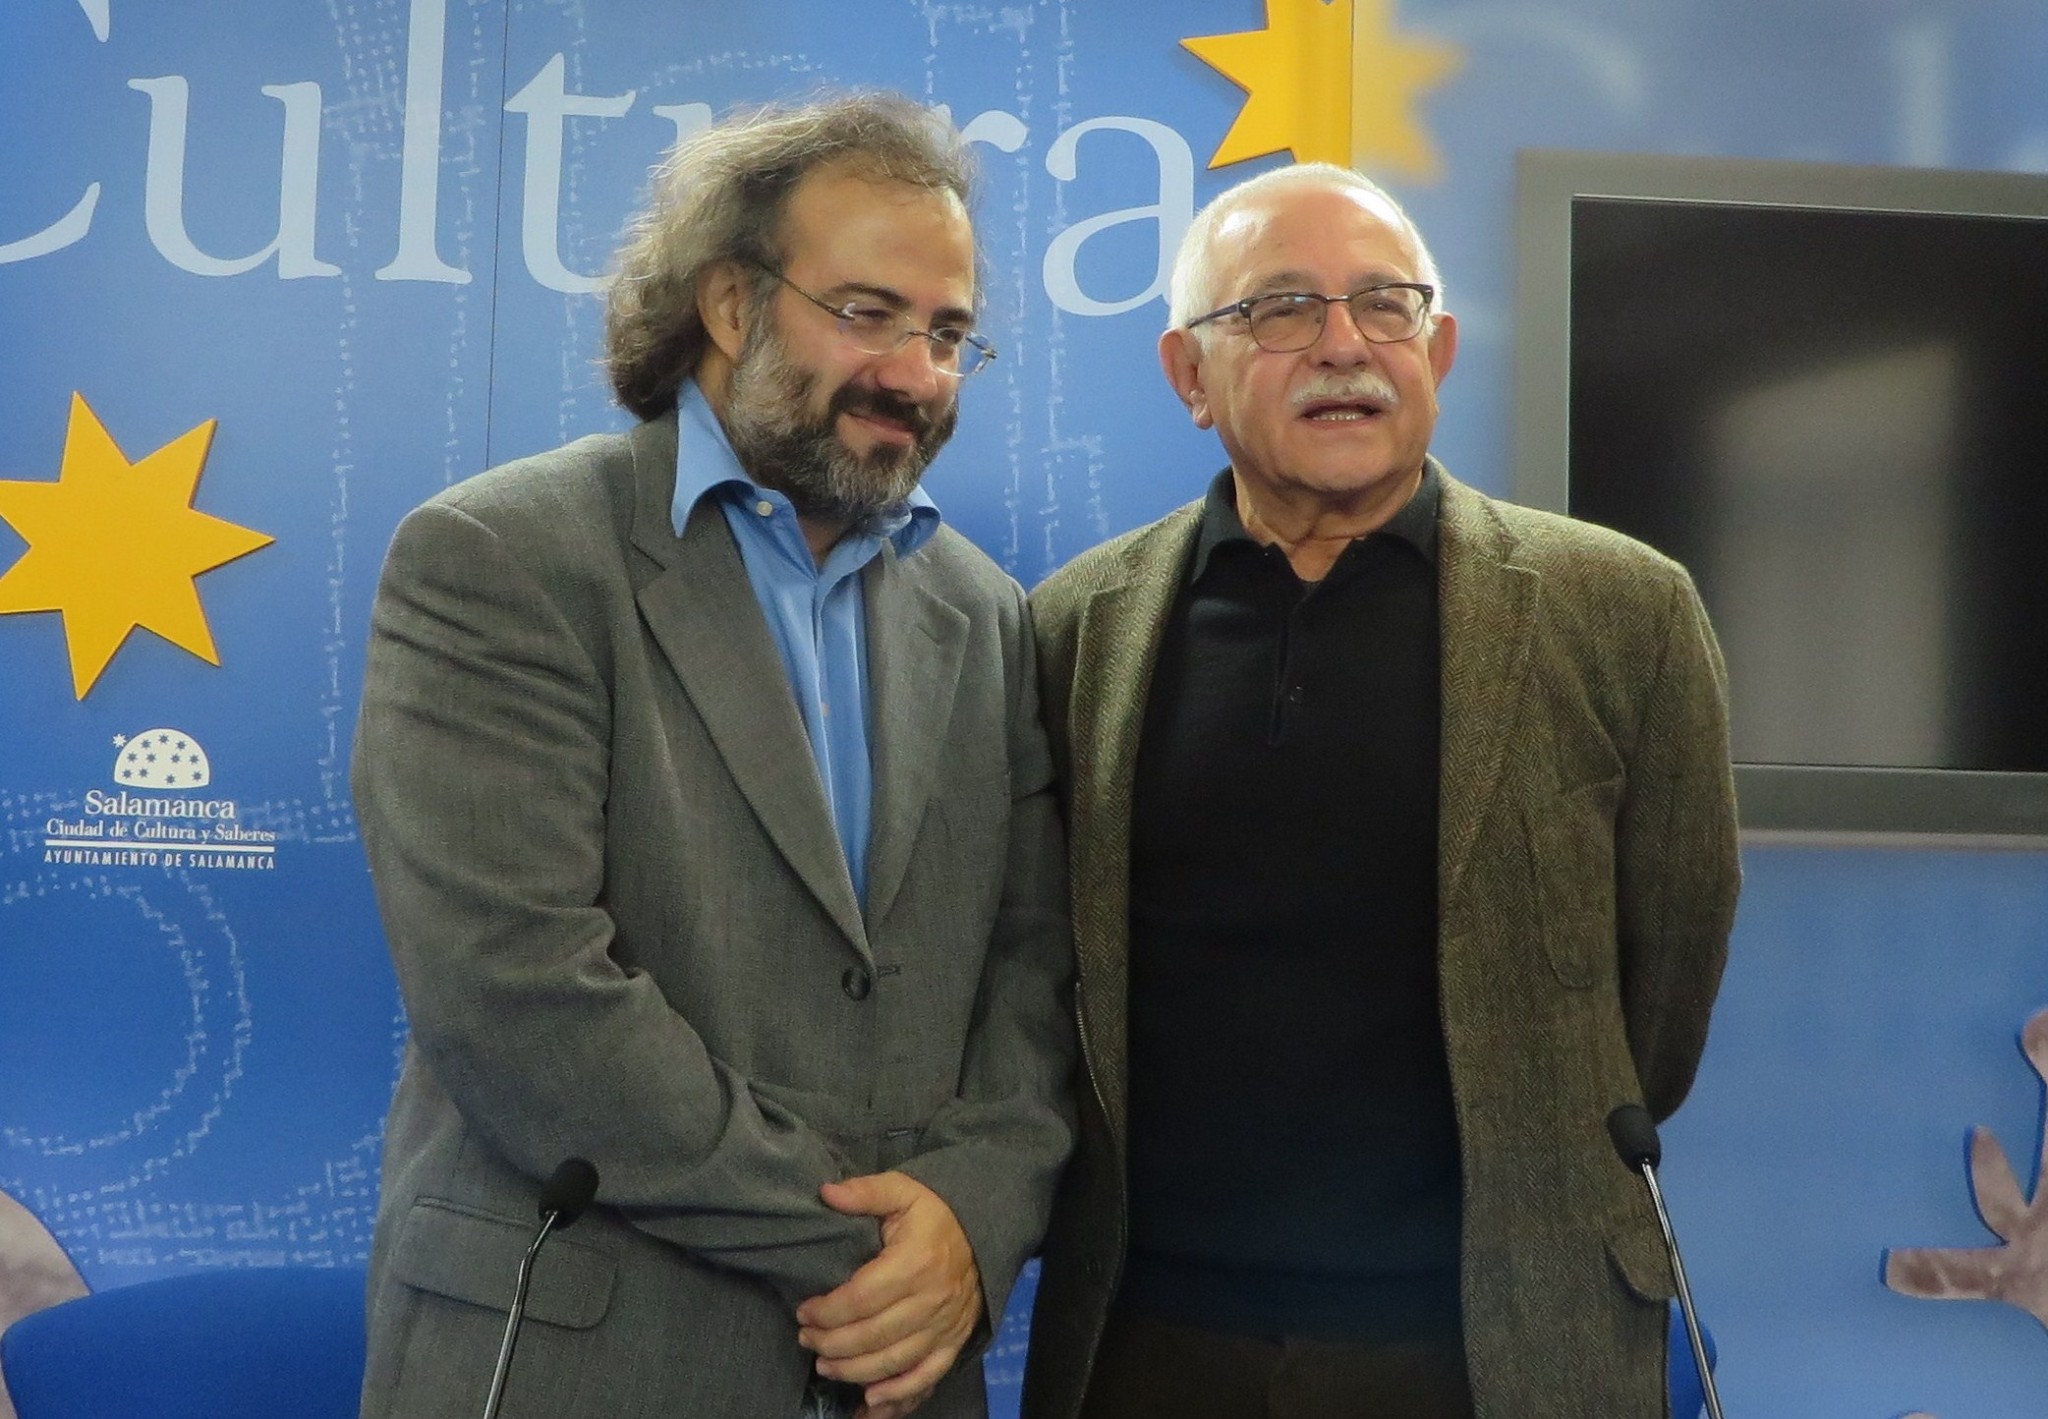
1190,458,1441,584
670,378,941,555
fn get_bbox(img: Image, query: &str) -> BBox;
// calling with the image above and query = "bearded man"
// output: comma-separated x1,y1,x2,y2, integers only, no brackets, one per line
352,93,1073,1419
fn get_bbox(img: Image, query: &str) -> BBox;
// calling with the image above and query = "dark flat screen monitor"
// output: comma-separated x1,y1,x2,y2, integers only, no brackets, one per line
1513,150,2048,842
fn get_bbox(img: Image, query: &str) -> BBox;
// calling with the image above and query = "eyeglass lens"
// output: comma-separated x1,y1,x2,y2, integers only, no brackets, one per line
836,308,990,375
1247,288,1426,351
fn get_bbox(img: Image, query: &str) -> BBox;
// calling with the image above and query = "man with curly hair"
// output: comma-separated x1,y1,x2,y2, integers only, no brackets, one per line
354,93,1072,1419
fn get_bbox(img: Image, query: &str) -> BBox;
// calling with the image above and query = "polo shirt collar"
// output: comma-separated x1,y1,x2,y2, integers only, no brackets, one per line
1190,458,1442,584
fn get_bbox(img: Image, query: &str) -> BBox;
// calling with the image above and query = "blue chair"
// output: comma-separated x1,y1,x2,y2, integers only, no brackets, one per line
0,1267,367,1419
1668,1300,1719,1419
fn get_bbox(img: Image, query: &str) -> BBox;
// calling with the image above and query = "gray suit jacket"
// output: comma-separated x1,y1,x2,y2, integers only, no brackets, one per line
352,413,1075,1419
1021,468,1740,1419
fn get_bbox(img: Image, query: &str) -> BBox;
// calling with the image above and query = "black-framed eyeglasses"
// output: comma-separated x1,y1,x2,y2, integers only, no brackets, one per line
1183,282,1436,352
754,264,998,378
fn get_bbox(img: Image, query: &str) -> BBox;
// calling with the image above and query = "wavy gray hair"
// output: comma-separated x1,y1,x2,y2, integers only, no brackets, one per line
1166,162,1446,337
605,92,977,421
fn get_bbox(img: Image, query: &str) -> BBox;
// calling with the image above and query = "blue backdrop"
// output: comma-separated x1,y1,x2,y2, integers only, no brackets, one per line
3,2,2045,1415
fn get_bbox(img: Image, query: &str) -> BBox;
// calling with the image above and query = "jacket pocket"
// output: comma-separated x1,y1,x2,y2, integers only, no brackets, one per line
392,1197,616,1329
1605,1210,1675,1303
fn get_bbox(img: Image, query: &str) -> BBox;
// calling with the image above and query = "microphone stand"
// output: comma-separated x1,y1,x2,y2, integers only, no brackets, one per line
1628,1154,1726,1419
481,1207,565,1419
475,1157,597,1419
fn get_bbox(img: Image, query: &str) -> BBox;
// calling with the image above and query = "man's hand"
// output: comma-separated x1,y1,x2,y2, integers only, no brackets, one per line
796,1171,982,1417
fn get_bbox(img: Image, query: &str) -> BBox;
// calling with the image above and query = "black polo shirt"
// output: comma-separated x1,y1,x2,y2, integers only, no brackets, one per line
1119,464,1460,1344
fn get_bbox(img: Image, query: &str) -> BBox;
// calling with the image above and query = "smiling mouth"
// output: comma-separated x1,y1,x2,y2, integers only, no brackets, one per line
846,409,918,446
1300,399,1386,423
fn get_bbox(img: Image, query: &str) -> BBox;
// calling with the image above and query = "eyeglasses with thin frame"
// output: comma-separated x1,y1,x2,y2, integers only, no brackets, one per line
1183,282,1436,353
754,263,998,378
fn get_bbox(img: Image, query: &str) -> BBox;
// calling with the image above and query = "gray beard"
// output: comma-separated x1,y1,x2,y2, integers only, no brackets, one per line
722,328,956,527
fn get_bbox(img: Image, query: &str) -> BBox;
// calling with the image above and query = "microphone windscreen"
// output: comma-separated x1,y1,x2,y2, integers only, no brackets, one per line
538,1157,600,1228
1606,1104,1662,1169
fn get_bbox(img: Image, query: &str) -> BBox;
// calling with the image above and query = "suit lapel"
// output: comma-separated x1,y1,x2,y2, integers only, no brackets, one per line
1067,506,1201,1140
626,420,869,954
863,544,967,931
1437,474,1539,906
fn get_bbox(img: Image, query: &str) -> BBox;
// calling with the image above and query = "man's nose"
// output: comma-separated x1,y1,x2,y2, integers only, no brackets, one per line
1311,299,1376,363
871,333,948,403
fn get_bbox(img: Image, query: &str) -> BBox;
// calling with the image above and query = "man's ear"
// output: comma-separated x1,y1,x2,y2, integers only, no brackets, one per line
697,261,752,363
1426,310,1459,388
1159,328,1214,430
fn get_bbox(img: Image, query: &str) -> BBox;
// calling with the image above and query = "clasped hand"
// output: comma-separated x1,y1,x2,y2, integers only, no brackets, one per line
796,1171,982,1419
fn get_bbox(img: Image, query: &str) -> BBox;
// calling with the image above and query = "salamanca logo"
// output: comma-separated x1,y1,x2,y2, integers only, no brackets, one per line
41,724,276,870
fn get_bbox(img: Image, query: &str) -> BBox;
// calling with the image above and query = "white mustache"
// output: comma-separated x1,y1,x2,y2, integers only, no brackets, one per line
1291,374,1401,412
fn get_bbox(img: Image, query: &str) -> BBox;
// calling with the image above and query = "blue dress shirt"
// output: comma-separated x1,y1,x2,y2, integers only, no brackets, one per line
671,380,940,906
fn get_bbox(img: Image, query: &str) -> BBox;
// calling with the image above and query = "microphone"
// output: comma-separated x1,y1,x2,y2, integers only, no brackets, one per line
1606,1105,1725,1419
537,1157,600,1227
481,1158,601,1419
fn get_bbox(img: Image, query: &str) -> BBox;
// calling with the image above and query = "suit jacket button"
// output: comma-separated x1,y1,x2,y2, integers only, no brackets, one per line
841,966,873,1001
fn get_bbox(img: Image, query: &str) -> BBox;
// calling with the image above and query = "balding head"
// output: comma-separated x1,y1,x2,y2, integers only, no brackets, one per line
1167,163,1445,333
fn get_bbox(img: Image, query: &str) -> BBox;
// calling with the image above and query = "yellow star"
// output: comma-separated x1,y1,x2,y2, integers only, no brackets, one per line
1183,0,1462,180
0,393,274,698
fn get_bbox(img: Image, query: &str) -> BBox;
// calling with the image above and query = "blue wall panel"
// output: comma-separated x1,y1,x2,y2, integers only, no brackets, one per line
3,2,2045,1414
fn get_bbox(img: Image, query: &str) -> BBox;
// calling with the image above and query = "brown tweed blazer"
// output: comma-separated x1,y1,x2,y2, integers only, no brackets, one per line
1020,466,1740,1419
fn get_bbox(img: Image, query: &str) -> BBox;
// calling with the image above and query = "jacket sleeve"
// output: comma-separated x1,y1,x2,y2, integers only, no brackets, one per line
1614,569,1742,1122
894,577,1079,1334
354,499,878,1306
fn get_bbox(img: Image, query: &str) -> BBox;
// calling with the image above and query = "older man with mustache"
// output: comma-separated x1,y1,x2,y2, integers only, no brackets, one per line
1021,163,1741,1419
353,93,1073,1419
